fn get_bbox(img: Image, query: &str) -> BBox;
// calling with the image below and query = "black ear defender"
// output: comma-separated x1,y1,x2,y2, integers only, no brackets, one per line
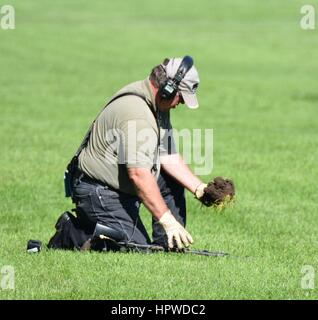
159,55,194,100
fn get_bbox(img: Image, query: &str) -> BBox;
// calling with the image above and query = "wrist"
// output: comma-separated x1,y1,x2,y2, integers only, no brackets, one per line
158,210,176,226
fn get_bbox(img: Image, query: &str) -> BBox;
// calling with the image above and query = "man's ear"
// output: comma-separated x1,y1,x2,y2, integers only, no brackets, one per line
149,78,159,89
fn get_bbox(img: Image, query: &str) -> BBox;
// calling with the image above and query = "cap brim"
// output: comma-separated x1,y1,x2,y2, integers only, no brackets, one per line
181,91,199,109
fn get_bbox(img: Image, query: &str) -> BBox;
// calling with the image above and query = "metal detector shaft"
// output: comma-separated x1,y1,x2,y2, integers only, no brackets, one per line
116,241,229,257
92,223,230,257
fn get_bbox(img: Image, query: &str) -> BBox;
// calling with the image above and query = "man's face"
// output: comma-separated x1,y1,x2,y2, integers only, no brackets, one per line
156,91,185,112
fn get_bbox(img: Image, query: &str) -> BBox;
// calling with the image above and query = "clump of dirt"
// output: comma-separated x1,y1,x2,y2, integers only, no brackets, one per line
201,176,235,207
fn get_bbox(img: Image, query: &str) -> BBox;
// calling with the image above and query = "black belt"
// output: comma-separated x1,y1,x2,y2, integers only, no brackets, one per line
73,168,107,188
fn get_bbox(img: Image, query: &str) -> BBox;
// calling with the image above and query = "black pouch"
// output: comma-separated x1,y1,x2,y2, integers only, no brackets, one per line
64,156,78,198
64,169,72,197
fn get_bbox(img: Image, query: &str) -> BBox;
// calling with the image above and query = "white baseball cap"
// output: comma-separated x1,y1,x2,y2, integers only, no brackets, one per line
162,57,200,109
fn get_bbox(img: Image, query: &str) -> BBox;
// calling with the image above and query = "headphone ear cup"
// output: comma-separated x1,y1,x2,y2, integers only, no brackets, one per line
159,79,177,100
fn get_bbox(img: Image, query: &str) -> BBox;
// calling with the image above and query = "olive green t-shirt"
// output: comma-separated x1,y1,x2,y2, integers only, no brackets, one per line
78,78,176,195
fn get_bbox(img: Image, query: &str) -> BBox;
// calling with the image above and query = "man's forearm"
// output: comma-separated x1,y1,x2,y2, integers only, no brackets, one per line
160,154,203,194
127,166,194,249
127,167,168,220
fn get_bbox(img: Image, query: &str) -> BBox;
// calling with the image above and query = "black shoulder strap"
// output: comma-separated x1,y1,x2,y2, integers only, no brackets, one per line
73,92,158,159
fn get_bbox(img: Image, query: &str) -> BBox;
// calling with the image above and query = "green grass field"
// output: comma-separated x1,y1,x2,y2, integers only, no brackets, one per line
1,0,317,299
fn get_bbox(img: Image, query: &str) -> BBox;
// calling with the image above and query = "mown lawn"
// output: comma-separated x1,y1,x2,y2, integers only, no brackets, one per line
0,0,317,299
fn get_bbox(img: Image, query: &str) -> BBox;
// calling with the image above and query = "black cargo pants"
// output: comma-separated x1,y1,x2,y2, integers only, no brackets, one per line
72,170,186,247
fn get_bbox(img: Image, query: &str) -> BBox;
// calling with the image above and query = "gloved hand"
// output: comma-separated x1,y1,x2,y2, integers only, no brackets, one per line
194,183,208,199
159,210,194,249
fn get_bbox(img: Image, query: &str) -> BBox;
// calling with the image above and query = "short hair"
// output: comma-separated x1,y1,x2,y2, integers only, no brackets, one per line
149,58,170,88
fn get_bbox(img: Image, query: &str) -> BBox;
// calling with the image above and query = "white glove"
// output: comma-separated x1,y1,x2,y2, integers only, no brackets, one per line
158,210,194,249
194,183,208,199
